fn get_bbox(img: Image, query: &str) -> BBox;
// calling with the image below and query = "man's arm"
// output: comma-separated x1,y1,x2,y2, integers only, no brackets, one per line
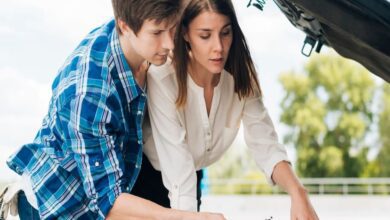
107,193,226,220
62,93,225,220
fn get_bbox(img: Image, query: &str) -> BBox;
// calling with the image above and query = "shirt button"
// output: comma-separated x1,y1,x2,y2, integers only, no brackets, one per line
137,140,142,145
95,161,100,167
137,110,143,115
207,148,211,152
126,186,130,191
174,185,178,189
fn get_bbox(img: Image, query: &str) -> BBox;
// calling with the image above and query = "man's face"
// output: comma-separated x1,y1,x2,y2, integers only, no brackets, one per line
127,19,176,66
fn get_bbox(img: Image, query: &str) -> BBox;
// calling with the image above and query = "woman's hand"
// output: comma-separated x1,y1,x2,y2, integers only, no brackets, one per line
290,187,319,220
270,161,319,220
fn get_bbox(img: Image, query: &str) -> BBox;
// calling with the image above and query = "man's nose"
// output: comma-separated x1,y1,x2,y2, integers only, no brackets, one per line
162,32,174,51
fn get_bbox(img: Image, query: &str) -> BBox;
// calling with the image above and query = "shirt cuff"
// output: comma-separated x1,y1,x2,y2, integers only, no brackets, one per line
170,185,197,211
262,147,290,185
97,183,126,218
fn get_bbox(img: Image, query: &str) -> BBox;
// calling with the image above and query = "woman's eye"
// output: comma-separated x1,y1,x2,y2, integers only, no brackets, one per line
200,35,210,39
222,30,231,36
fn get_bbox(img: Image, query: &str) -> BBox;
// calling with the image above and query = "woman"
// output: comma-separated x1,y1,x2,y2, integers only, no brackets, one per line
133,0,319,219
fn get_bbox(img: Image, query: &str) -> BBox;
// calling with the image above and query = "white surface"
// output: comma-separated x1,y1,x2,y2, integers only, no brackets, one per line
5,195,390,219
201,195,390,220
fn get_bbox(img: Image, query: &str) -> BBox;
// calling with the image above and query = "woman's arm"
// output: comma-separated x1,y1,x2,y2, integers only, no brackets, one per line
146,65,198,211
242,96,318,219
271,161,319,220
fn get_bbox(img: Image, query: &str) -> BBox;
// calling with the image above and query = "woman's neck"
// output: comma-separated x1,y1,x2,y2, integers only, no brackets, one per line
188,61,221,89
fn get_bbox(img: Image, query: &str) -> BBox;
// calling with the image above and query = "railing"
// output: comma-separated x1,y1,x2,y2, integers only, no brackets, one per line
207,178,390,195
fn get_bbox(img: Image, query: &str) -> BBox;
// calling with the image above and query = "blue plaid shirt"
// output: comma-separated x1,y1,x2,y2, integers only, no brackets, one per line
7,19,146,219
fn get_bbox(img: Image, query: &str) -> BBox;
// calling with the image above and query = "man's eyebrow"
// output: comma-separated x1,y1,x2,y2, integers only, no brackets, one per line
149,24,177,32
169,23,177,29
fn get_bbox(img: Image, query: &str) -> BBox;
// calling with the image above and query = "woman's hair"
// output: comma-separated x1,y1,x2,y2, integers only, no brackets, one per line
173,0,262,107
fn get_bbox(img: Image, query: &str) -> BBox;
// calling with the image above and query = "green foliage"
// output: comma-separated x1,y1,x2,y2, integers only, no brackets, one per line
208,142,256,179
208,142,275,194
279,52,377,177
373,83,390,176
206,51,389,195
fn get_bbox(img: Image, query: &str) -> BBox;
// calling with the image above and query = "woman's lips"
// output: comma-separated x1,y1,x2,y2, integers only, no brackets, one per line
210,58,223,64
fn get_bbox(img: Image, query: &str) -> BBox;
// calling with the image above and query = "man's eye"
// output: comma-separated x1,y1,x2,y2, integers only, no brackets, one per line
153,31,162,35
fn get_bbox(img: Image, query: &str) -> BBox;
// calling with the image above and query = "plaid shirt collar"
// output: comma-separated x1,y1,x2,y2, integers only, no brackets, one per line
108,28,144,103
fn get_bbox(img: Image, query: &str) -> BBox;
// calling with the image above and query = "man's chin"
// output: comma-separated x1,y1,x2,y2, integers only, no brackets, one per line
150,58,168,66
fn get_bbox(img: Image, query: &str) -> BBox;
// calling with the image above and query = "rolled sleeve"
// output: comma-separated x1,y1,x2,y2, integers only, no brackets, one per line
58,93,126,217
169,182,197,211
97,183,126,217
242,96,290,185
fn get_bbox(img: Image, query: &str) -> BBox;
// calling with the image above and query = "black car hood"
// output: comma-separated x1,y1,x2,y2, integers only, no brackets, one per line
273,0,390,82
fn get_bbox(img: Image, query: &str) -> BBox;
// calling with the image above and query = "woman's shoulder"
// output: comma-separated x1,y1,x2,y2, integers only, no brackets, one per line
147,59,178,98
148,59,176,82
221,69,235,89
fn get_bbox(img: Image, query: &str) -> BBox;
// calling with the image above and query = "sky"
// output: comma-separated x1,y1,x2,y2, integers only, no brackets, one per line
0,0,314,181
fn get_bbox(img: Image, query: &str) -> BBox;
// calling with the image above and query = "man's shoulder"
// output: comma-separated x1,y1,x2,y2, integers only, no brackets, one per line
75,19,115,60
53,20,116,93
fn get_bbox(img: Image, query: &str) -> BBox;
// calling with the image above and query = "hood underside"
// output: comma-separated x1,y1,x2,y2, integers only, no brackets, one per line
273,0,390,82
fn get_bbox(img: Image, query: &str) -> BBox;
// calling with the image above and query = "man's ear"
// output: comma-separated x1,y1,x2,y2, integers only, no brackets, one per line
117,19,134,36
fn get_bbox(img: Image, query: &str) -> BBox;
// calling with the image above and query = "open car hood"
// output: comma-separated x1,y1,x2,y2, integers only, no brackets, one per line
272,0,390,82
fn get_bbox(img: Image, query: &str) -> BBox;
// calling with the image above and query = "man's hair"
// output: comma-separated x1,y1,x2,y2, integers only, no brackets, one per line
111,0,181,34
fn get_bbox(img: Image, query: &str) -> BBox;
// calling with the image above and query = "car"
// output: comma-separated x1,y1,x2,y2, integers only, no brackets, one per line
248,0,390,82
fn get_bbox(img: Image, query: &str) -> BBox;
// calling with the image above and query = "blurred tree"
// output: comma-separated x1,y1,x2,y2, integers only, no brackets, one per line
208,141,273,194
279,52,376,177
372,83,390,176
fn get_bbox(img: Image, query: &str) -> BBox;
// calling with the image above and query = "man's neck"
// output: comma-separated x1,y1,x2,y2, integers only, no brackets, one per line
118,33,146,88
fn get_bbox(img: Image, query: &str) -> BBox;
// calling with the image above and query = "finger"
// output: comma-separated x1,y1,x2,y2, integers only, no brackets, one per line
10,195,18,216
2,202,9,219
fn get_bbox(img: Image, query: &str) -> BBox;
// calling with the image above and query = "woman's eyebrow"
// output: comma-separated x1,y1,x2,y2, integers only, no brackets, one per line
196,23,232,31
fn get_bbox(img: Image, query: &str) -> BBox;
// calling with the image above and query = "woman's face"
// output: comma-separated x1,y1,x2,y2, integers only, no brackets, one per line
185,10,233,75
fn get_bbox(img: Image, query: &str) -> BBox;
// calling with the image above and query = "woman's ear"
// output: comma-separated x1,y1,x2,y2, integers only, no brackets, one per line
183,28,189,42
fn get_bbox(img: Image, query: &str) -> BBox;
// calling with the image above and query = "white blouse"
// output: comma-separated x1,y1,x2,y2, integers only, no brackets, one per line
142,61,288,211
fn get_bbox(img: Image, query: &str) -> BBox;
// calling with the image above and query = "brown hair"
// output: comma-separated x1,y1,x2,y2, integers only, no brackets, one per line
111,0,181,35
173,0,262,107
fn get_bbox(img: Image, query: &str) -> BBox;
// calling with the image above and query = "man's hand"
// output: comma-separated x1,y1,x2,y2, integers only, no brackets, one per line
196,212,226,220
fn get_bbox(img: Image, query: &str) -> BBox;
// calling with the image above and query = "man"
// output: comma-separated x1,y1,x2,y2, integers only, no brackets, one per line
1,0,225,219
